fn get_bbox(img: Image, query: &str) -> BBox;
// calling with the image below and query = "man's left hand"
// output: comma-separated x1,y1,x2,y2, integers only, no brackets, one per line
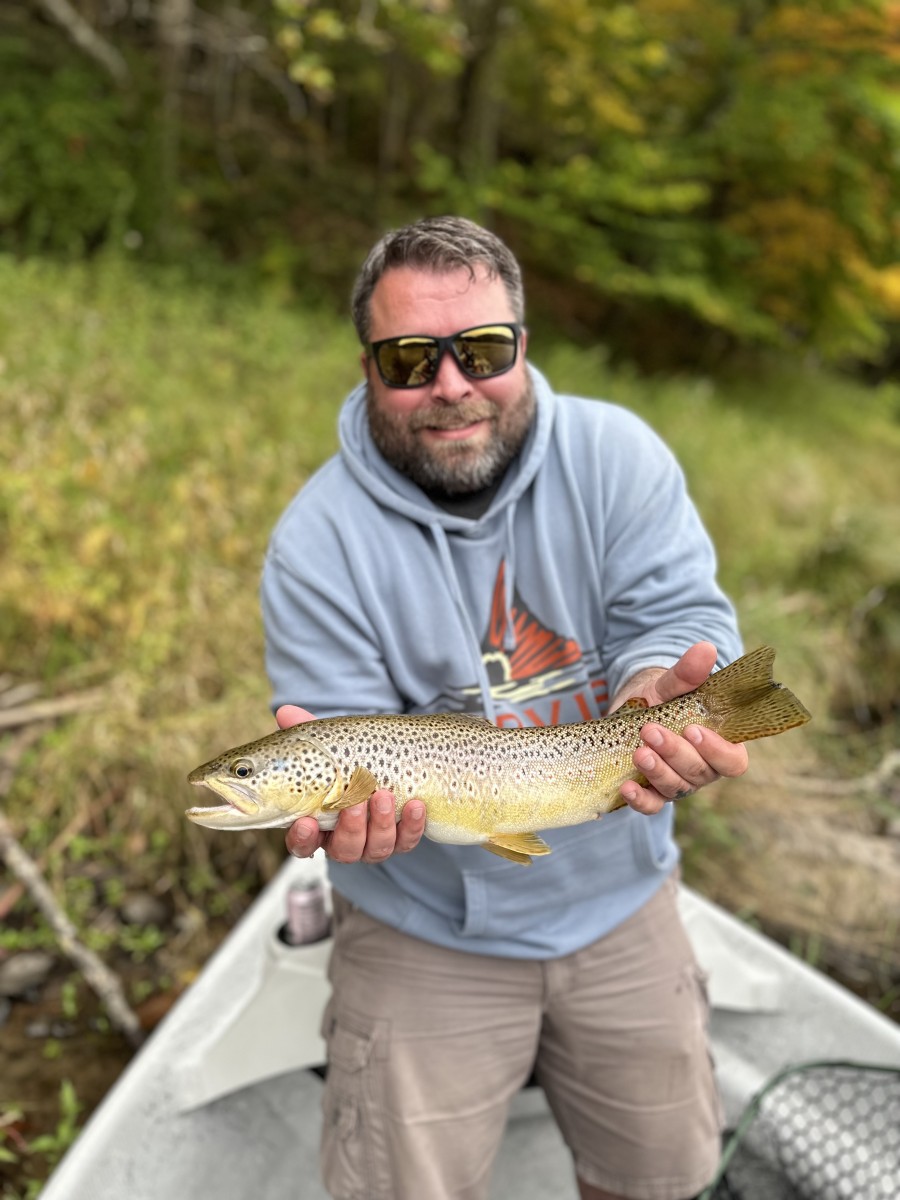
609,641,749,815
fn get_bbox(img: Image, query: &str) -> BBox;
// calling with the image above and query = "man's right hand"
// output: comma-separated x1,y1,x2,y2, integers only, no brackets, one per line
276,705,427,863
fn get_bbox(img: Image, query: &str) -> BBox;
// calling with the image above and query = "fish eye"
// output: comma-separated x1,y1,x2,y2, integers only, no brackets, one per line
231,758,255,779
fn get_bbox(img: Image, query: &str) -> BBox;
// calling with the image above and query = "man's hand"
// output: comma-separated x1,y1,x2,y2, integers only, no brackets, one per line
608,642,749,815
275,705,427,862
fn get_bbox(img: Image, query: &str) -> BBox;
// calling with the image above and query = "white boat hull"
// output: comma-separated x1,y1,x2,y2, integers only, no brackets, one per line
41,856,900,1200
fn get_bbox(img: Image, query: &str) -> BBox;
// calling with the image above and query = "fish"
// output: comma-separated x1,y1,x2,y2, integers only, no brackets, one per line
186,645,811,864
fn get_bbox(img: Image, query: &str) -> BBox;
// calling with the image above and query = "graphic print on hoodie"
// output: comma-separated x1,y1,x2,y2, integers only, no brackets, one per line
449,560,609,726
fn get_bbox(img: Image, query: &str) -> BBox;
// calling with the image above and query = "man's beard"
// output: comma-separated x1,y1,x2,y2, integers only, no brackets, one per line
366,375,536,496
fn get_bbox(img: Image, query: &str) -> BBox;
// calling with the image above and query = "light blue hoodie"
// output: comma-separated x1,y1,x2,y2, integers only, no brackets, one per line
261,365,741,958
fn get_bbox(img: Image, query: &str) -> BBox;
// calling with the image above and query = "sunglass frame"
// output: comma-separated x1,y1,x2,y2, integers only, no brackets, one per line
367,323,523,389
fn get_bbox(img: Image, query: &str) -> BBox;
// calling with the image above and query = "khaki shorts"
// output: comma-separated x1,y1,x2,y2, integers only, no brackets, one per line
320,874,722,1200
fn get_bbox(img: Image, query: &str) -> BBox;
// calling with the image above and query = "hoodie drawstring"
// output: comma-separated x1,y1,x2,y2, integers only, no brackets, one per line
430,524,500,724
502,506,517,654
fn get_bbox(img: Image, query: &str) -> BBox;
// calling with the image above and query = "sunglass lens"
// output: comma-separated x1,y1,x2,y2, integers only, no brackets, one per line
376,337,438,387
453,326,518,377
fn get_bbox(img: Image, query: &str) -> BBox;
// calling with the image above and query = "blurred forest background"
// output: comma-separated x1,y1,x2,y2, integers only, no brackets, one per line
1,0,900,1193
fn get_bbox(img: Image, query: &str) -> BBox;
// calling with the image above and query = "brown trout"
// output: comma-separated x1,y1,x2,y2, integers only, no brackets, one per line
186,645,810,863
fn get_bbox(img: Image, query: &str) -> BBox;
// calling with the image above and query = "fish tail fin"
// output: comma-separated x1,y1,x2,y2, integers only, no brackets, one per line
697,645,811,743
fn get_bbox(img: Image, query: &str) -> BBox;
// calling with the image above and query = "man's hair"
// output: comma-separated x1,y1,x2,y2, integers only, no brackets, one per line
351,215,525,344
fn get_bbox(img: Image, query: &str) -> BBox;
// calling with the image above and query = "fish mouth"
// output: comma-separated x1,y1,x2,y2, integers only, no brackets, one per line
186,776,261,820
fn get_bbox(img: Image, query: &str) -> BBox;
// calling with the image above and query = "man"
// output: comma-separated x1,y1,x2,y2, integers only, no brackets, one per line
261,216,748,1200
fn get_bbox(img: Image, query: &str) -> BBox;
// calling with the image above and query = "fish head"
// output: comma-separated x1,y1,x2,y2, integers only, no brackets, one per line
185,731,341,831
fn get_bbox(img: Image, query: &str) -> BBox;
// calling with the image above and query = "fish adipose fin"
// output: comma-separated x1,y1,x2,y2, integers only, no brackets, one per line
322,765,379,810
698,645,812,742
483,831,552,865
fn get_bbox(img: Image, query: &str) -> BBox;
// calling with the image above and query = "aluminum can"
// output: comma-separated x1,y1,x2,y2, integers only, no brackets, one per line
280,880,331,946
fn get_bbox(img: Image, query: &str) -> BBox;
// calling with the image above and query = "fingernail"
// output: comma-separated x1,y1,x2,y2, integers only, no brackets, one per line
374,795,392,815
620,784,637,803
685,726,702,745
637,750,656,771
644,728,663,748
407,801,425,821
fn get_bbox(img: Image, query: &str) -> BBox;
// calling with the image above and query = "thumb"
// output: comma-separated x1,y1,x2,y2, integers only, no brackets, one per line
655,642,718,702
276,704,317,729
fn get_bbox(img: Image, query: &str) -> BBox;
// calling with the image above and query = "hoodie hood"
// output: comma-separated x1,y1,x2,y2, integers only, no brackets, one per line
337,365,557,533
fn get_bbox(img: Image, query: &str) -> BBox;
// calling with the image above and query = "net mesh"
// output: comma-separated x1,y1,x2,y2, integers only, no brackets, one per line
701,1061,900,1200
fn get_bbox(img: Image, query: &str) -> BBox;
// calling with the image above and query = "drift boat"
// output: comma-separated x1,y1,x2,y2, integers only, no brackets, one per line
40,856,900,1200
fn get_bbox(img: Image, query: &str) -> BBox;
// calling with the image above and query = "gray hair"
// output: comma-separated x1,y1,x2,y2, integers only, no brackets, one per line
350,215,525,344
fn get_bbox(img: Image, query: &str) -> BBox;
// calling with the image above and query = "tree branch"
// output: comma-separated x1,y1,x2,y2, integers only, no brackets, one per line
0,688,105,732
33,0,131,85
750,750,900,798
0,727,145,1048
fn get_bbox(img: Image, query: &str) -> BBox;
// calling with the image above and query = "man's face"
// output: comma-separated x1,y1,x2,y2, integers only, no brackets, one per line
363,265,534,495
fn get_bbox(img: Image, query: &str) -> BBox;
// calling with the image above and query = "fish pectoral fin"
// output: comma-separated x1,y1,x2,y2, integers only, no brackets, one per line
483,832,552,866
321,765,379,811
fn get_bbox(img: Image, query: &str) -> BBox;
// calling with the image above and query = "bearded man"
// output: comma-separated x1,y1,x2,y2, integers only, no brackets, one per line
261,216,746,1200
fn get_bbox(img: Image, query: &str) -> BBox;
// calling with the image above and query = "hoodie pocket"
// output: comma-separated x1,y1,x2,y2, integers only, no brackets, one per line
459,809,676,943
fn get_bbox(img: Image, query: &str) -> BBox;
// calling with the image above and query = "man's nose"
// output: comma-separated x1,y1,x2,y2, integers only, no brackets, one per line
429,347,473,401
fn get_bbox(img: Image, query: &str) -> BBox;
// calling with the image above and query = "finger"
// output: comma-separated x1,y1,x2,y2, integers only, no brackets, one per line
276,704,317,730
654,642,718,703
632,748,699,802
683,726,749,779
360,790,399,864
285,816,325,859
325,801,370,864
619,780,667,815
635,724,719,797
394,800,426,854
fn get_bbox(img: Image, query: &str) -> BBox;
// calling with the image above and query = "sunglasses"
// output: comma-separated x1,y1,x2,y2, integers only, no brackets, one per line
367,323,523,389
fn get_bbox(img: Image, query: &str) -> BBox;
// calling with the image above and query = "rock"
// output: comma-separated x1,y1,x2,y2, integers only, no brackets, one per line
119,892,167,927
0,951,55,997
25,1017,76,1039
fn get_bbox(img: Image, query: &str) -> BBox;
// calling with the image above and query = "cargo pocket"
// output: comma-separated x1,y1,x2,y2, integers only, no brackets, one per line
687,962,725,1132
320,1001,391,1200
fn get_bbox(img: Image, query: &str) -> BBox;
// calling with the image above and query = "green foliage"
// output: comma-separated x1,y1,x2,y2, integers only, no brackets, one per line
4,0,900,366
0,1082,82,1198
0,37,138,255
461,0,900,362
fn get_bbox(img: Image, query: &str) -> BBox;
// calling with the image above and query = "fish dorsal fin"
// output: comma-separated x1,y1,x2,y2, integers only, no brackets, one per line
620,697,649,710
321,765,378,811
426,711,492,725
483,831,552,866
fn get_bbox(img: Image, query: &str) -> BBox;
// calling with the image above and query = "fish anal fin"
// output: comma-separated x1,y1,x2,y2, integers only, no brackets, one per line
483,831,552,866
322,765,379,811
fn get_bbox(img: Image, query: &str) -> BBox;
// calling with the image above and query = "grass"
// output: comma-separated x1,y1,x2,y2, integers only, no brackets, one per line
0,253,898,1188
2,249,898,897
2,248,897,897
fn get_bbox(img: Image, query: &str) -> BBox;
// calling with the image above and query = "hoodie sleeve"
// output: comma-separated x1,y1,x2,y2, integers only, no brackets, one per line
591,407,742,699
260,511,405,719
